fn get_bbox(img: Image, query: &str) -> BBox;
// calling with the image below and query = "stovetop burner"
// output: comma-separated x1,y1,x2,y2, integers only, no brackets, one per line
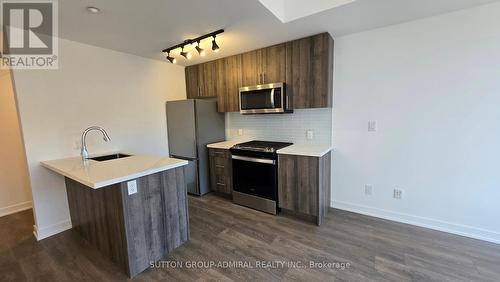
232,140,293,153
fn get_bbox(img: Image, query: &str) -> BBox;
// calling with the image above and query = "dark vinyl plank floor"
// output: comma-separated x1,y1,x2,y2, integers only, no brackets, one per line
1,194,499,282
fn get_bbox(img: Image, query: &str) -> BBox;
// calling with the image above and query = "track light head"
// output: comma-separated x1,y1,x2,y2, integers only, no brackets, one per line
165,52,176,64
212,36,220,52
180,47,192,59
195,42,206,56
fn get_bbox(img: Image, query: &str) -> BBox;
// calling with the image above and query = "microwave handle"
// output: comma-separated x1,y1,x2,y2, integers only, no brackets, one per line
270,88,275,108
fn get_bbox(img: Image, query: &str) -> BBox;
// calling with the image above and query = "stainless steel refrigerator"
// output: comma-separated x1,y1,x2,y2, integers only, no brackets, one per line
166,99,225,196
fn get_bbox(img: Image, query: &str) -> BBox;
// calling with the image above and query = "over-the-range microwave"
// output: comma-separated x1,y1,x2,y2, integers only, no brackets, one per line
239,83,293,114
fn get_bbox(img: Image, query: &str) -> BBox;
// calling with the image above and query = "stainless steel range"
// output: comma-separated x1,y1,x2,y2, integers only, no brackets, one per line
230,140,293,214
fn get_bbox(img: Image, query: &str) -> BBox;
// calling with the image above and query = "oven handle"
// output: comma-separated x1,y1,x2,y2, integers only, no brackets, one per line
232,155,276,165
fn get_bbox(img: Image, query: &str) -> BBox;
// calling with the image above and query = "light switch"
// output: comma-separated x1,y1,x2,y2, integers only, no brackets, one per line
237,129,244,136
127,180,138,195
368,121,377,132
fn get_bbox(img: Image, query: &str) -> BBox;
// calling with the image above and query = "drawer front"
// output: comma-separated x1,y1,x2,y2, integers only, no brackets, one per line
209,148,232,195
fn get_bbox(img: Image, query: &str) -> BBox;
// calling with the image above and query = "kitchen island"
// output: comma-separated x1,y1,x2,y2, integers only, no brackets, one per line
41,153,189,278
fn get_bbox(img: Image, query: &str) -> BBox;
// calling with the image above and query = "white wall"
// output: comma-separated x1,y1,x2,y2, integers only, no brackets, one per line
333,2,500,243
226,108,332,145
0,69,32,216
12,38,186,239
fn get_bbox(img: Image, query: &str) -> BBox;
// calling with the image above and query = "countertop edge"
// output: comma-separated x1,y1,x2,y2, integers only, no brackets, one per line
276,146,334,158
40,159,189,189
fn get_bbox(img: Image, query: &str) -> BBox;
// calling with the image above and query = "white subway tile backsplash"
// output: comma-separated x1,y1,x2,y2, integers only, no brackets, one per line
226,108,332,145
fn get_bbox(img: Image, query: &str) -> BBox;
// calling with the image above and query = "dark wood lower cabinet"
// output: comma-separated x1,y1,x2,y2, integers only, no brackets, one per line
278,152,331,225
208,148,233,196
65,167,189,278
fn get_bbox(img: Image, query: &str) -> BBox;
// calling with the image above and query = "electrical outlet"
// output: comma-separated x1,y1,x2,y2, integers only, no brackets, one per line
127,180,138,195
368,121,377,132
364,185,373,196
393,189,403,200
237,129,244,136
306,130,314,140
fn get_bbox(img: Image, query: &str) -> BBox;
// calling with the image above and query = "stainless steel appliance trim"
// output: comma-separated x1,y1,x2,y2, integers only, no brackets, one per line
232,191,277,215
239,83,286,114
270,88,275,108
231,155,276,165
239,82,284,92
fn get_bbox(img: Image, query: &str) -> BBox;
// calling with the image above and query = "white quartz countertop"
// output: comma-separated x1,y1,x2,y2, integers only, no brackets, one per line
206,140,250,150
41,152,188,189
277,144,333,157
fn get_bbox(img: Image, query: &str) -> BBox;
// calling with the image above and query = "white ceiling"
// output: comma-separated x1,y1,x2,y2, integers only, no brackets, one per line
53,0,500,66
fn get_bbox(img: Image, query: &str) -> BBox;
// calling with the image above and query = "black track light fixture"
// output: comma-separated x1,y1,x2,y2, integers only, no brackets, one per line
165,52,176,64
195,41,206,56
180,46,192,60
212,36,220,52
162,29,224,63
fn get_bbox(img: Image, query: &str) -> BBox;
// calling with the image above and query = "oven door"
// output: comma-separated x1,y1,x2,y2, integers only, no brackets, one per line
239,83,284,114
232,155,277,201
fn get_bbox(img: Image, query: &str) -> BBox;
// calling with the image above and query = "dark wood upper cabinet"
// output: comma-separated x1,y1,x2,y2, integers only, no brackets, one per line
286,33,334,109
184,33,333,111
217,55,242,112
185,65,200,99
198,60,218,98
261,43,286,84
240,44,286,86
241,50,260,87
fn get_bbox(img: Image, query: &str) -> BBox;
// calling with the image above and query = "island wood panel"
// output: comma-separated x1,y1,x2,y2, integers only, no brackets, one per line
65,179,129,273
65,167,189,278
121,167,189,277
285,32,334,109
278,152,331,225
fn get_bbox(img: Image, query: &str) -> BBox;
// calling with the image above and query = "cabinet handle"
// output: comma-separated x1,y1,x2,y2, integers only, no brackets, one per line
198,86,201,96
216,183,226,186
215,165,225,168
259,73,262,84
263,73,266,84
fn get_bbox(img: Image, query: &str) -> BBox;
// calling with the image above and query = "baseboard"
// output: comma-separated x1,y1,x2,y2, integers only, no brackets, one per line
0,201,32,217
33,219,72,241
332,200,500,245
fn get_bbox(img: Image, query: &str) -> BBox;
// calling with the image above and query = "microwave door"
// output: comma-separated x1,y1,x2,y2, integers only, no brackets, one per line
241,89,273,109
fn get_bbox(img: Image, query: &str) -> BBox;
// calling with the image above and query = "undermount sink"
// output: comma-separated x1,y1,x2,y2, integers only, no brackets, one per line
89,153,132,162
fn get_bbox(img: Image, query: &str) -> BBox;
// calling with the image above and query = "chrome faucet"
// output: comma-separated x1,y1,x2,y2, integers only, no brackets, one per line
81,126,111,160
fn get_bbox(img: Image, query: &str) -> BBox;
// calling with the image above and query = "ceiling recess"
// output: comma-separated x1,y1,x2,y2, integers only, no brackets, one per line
258,0,356,23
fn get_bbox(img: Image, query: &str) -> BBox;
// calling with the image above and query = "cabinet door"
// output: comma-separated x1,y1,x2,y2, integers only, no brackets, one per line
278,154,318,216
185,65,200,98
261,43,286,84
219,55,242,112
278,154,297,211
241,50,260,87
198,60,218,97
286,33,333,108
296,156,319,216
